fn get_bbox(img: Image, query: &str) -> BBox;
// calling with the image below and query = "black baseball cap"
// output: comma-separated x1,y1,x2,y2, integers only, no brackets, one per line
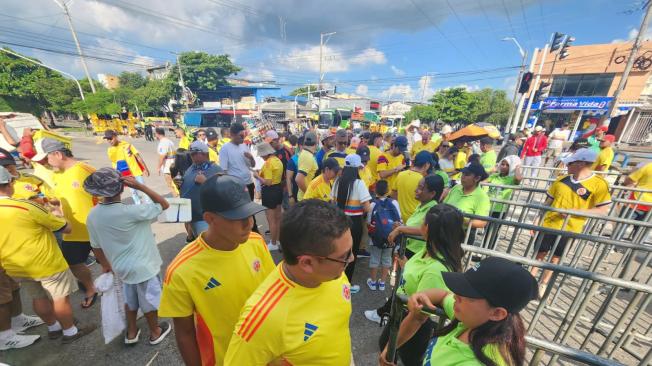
394,135,408,152
200,174,265,220
356,146,370,163
442,257,538,313
205,128,218,141
460,162,488,181
103,130,118,139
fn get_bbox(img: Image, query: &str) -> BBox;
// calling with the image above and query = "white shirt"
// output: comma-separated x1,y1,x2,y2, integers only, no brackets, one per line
548,129,570,149
367,198,402,224
157,138,175,158
331,178,372,216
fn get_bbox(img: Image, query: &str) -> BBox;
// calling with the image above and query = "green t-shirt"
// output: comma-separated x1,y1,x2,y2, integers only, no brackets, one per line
588,136,601,153
422,295,508,366
480,150,497,172
405,200,438,253
443,185,491,216
434,170,450,187
397,249,450,296
484,174,518,213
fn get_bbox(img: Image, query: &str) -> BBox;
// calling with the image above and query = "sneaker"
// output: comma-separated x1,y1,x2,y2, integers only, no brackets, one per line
364,310,382,324
267,241,279,251
61,324,97,344
149,321,172,345
357,249,371,258
12,314,44,332
48,329,63,340
0,332,40,350
85,256,97,267
378,281,386,291
366,278,377,291
350,285,360,294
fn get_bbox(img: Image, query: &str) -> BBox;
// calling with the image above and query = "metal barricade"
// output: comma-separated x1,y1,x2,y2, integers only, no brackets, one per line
383,243,651,365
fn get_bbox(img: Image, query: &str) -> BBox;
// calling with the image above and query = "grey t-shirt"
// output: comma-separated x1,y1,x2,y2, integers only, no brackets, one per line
219,142,253,184
87,202,163,284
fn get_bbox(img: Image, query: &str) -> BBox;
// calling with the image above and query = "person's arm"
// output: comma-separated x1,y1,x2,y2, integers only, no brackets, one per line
0,117,18,146
379,166,402,179
91,248,112,273
623,176,636,187
173,316,202,366
286,169,295,201
58,223,72,234
295,172,307,192
135,152,150,177
469,219,487,228
122,176,170,210
387,225,422,244
513,164,523,184
157,153,166,176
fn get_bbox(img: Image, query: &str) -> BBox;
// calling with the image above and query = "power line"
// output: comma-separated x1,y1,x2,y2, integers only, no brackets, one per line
501,0,517,37
444,0,489,59
519,0,534,47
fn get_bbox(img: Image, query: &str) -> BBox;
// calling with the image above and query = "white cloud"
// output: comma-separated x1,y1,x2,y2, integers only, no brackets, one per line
379,84,414,101
243,65,275,81
390,65,406,76
417,75,435,101
355,84,369,95
280,46,386,73
612,25,652,43
503,76,517,99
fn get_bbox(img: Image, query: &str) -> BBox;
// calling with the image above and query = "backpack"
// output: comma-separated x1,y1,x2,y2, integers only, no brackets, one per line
368,198,401,249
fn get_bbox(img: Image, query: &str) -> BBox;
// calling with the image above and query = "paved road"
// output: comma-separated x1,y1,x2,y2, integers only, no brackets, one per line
1,134,386,366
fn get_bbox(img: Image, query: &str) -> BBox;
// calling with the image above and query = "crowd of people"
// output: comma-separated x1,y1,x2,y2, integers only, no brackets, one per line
0,113,650,366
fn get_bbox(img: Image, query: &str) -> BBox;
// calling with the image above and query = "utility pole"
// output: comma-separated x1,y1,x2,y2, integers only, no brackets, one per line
603,1,652,125
318,32,336,111
521,44,549,131
53,0,96,93
420,73,432,103
501,37,527,136
175,53,190,111
511,48,538,134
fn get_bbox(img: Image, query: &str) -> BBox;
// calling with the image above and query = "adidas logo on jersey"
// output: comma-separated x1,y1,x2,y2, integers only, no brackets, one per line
204,277,221,290
303,322,318,341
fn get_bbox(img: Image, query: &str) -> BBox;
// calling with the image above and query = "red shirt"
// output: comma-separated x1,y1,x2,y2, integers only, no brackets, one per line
19,136,35,159
521,133,548,157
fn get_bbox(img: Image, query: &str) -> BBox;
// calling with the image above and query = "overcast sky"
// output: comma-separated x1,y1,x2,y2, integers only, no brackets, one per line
2,0,649,100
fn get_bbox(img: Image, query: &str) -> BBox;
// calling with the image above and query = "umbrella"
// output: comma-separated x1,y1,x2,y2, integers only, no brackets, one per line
449,122,501,142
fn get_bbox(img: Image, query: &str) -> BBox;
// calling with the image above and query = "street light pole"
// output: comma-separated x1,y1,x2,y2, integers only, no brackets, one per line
318,32,336,111
0,47,85,101
53,0,96,93
502,37,527,137
521,44,550,131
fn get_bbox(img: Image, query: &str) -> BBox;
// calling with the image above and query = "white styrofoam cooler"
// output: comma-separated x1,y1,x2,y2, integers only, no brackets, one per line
158,198,192,223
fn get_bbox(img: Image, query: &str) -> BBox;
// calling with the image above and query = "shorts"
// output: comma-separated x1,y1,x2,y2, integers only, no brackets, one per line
0,269,19,305
261,184,283,209
19,270,78,300
538,234,570,257
60,241,92,265
369,246,393,268
545,147,563,159
124,275,162,313
162,158,174,175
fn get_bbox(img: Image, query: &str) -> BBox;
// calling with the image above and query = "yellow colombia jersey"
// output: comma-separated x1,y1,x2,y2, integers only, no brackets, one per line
179,136,191,150
303,174,332,201
367,145,382,182
159,233,274,366
208,147,220,165
453,150,467,180
360,165,374,189
410,140,438,159
376,152,405,188
12,173,44,200
225,264,352,366
297,149,318,200
0,198,69,279
261,156,283,185
392,169,423,222
592,147,614,171
629,162,652,204
108,141,143,176
51,162,97,242
543,174,611,233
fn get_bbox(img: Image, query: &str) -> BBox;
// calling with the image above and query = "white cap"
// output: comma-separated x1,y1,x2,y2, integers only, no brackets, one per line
562,148,598,165
265,130,279,140
0,166,17,184
534,125,544,132
345,154,363,168
441,125,453,134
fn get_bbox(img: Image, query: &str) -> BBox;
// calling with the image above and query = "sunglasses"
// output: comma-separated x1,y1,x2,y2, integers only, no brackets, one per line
312,247,354,265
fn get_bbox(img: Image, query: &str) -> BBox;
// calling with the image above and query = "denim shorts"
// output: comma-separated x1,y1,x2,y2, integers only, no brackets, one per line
123,275,162,313
369,246,393,268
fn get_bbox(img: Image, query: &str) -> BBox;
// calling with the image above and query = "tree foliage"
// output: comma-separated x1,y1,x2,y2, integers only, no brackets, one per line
405,87,513,126
118,71,146,89
171,51,241,92
289,86,316,96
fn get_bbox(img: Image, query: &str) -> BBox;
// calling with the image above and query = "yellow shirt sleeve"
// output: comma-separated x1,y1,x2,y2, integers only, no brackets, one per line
629,165,646,183
261,160,273,180
159,274,195,318
593,178,612,206
30,202,67,232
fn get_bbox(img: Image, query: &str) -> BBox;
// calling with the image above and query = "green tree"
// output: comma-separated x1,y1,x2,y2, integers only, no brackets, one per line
289,86,315,96
132,79,175,113
470,88,512,126
428,87,476,123
118,71,146,89
171,52,241,92
71,90,120,115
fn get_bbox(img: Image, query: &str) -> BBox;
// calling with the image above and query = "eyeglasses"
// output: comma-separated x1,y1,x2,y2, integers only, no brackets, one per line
312,247,354,265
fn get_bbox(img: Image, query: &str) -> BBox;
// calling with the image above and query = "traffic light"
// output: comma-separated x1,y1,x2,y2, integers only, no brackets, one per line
559,36,575,59
550,32,565,52
518,72,533,93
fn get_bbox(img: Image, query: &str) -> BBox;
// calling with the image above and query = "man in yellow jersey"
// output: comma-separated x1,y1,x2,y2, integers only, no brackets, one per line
225,199,353,365
377,135,408,189
296,131,319,201
0,166,96,344
205,128,220,164
303,158,340,201
217,128,231,151
452,140,468,182
104,130,151,205
33,139,98,309
0,148,45,200
410,129,438,160
367,132,384,184
176,127,191,150
624,162,652,239
392,151,433,222
159,174,274,366
592,134,615,171
531,148,611,295
326,129,356,167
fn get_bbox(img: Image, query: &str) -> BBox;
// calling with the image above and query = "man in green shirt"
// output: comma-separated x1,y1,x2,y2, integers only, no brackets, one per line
588,125,607,153
479,137,497,174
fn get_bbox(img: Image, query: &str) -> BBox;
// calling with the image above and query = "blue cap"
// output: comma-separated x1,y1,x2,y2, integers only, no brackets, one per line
189,141,209,153
414,150,434,168
394,135,408,151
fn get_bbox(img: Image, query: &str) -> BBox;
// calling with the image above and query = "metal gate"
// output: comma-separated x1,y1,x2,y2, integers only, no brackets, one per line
620,110,652,144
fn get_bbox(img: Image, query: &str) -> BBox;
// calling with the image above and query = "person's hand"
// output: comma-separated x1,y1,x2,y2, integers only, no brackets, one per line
101,264,112,274
395,254,407,269
392,222,401,229
388,227,401,244
143,168,150,177
243,151,254,160
194,172,207,184
378,347,396,366
395,164,406,173
407,292,436,313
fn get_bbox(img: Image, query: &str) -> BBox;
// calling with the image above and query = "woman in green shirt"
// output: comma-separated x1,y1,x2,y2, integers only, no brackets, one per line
443,162,491,229
483,156,523,249
380,257,538,366
366,203,464,366
388,174,445,258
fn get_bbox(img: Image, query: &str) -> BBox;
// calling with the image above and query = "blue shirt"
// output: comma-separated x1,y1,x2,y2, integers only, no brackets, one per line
181,161,222,222
315,148,328,168
287,155,299,198
219,142,253,184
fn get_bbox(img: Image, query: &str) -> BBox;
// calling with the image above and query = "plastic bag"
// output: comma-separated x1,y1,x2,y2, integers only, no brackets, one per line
93,272,126,344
